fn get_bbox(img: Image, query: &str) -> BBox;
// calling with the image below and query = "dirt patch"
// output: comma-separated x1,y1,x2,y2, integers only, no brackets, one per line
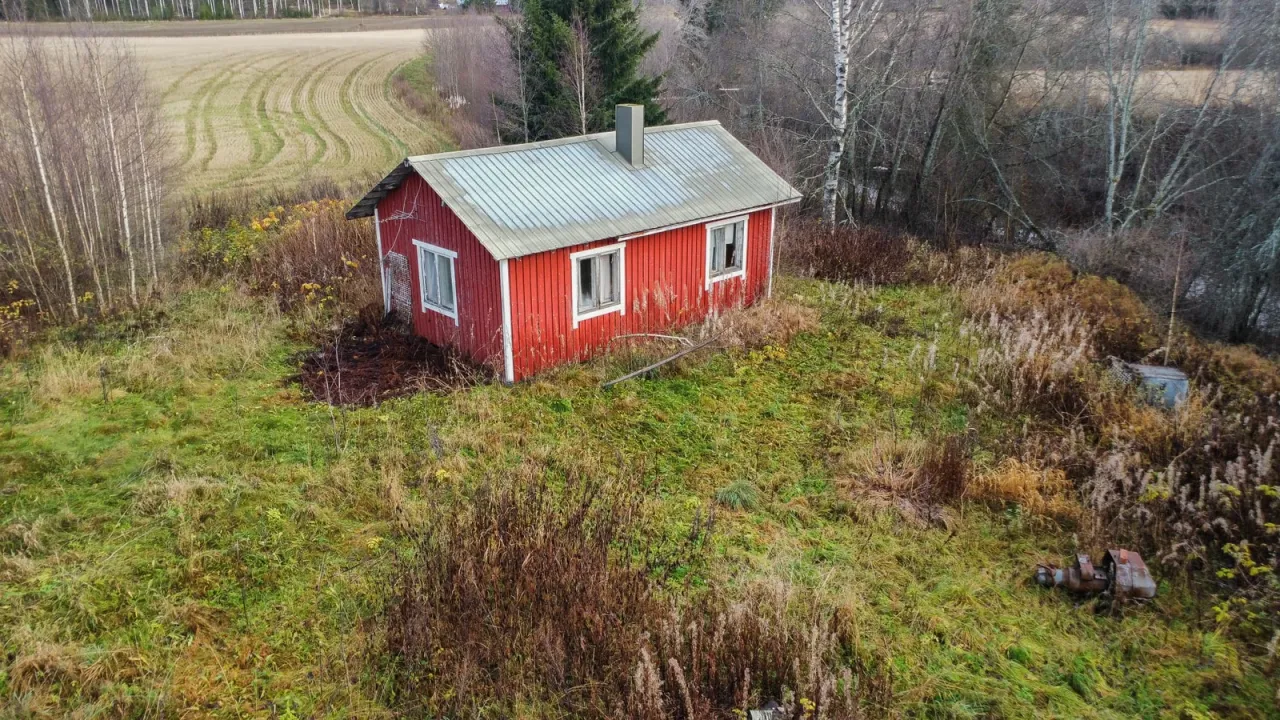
295,312,488,406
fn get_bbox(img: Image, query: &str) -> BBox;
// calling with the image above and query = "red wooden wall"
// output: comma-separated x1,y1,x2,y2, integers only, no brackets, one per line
506,208,774,381
377,177,775,382
377,173,504,371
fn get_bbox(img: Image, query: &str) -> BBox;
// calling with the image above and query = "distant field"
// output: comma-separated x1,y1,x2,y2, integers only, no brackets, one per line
128,27,461,192
13,18,496,193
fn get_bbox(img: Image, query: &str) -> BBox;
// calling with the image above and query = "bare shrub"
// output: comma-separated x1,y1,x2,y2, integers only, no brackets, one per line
778,220,914,285
182,177,348,234
1177,341,1280,399
638,581,893,718
183,199,380,320
248,200,381,315
968,253,1159,360
1079,395,1280,638
426,21,507,148
386,467,890,718
918,434,971,504
387,468,668,716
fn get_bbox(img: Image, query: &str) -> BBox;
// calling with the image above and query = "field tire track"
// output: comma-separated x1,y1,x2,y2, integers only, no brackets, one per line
381,57,430,139
379,54,452,153
219,52,294,188
178,60,250,173
288,50,352,173
304,50,363,169
237,53,291,169
340,53,400,166
254,56,291,171
198,52,272,174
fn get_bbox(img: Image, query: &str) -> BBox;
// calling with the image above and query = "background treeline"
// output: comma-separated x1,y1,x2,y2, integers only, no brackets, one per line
435,0,1280,345
0,35,167,330
0,0,440,21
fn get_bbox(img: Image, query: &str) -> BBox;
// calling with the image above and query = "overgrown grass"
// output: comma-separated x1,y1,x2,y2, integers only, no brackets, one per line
1,276,1274,716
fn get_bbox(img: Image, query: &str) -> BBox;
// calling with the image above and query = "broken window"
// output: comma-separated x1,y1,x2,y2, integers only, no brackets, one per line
572,244,625,324
707,218,746,283
577,249,620,313
415,241,457,321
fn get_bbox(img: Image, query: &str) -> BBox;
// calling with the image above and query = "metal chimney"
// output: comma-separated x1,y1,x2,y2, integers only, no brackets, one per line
616,104,644,167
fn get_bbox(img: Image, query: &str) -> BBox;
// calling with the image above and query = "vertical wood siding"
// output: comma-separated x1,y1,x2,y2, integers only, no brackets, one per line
377,174,504,371
507,209,774,381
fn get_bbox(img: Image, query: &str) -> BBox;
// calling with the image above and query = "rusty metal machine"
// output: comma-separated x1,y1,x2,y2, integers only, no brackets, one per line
1035,549,1157,600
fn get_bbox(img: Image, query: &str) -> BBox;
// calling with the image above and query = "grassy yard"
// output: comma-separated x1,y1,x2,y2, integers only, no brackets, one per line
0,277,1273,717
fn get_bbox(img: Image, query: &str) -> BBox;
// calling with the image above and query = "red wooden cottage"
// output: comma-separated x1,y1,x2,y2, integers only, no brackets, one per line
347,105,801,383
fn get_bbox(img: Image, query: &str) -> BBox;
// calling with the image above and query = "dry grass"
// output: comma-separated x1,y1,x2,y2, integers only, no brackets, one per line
834,432,971,527
699,297,820,351
969,458,1079,521
967,253,1159,360
959,248,1280,640
28,288,282,407
964,310,1095,416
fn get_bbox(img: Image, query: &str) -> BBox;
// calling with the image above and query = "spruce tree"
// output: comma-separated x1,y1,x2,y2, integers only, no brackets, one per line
500,0,664,142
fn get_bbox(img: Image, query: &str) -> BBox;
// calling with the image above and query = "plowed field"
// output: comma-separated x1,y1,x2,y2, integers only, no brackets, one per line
132,28,450,192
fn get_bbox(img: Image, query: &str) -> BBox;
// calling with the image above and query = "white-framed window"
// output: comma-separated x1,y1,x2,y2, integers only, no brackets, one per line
570,242,626,327
413,240,458,324
706,216,748,288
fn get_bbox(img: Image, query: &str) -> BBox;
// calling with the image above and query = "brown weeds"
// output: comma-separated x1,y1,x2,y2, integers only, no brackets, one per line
703,297,820,351
969,458,1079,521
386,465,890,718
779,220,915,285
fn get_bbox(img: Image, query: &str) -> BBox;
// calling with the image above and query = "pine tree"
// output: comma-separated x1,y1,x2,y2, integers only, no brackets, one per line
500,0,664,142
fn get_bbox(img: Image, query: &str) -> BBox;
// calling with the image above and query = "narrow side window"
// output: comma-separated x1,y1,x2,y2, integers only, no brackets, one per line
707,217,748,287
414,240,459,324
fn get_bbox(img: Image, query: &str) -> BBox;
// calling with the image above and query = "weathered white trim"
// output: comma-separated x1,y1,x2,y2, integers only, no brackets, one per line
499,259,515,384
766,206,777,298
570,241,626,328
705,215,749,290
618,199,800,242
413,239,459,325
374,207,389,314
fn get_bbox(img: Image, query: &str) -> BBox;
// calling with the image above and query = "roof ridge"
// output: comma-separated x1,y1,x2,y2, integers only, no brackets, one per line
407,120,724,164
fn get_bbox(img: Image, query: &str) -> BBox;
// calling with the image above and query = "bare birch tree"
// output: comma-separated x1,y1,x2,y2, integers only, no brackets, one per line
0,32,169,324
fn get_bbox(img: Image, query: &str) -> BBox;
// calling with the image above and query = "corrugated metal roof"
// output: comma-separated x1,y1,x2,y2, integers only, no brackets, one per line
347,121,801,261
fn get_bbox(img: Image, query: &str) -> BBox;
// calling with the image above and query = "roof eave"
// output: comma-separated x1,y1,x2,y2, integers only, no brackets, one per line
345,161,414,220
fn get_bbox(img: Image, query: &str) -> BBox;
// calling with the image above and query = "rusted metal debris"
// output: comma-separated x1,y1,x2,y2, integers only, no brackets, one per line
1035,549,1157,600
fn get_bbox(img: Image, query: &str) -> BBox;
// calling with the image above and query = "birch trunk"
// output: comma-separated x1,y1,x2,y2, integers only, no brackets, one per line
821,0,850,225
68,168,107,311
95,66,139,307
20,76,79,321
133,101,160,286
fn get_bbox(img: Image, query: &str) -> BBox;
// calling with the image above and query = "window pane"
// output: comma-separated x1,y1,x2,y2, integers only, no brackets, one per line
599,253,615,305
725,223,740,270
711,227,726,272
422,250,438,305
437,255,455,310
578,257,594,311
